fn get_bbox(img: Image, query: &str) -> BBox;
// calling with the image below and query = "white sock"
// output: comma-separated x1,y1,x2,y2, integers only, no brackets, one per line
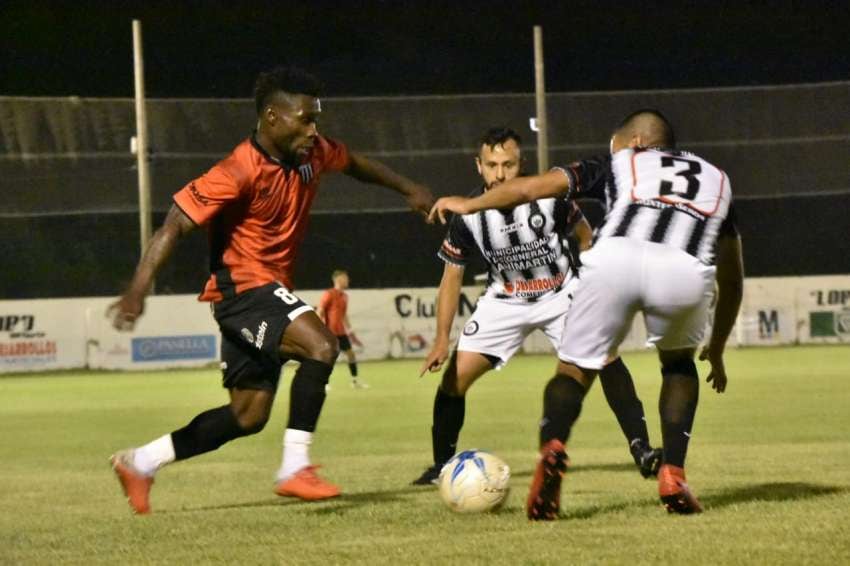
133,434,176,477
276,428,313,481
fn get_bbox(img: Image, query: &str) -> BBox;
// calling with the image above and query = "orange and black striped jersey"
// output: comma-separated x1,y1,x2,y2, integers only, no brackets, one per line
173,134,350,302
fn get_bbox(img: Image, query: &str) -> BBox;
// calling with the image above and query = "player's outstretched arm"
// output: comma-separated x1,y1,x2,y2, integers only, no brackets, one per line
107,205,196,331
700,235,744,392
420,263,464,377
344,152,434,217
428,169,570,224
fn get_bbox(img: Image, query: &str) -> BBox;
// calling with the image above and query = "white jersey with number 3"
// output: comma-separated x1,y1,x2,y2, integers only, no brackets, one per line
597,148,732,265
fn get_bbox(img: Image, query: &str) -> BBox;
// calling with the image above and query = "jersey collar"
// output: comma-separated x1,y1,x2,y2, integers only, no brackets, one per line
250,132,293,171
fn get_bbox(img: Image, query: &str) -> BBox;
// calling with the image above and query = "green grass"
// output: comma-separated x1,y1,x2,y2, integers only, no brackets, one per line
1,346,849,565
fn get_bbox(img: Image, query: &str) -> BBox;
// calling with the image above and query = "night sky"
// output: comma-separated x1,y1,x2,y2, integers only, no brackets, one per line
2,0,848,99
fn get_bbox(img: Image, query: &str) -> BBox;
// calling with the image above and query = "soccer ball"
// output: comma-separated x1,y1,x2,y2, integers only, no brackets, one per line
438,449,510,513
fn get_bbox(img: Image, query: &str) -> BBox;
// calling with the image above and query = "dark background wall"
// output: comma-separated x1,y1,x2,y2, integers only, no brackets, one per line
1,1,848,298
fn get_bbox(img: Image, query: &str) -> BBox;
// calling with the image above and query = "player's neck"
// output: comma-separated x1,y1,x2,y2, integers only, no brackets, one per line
254,128,293,165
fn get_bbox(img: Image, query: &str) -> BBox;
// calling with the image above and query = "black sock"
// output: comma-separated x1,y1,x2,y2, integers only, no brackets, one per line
599,357,650,446
432,387,465,466
171,405,248,461
659,359,700,468
348,362,358,378
287,359,332,432
539,374,587,446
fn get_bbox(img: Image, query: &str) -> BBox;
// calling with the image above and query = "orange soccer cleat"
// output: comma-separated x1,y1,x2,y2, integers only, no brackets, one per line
110,450,154,515
275,465,341,501
658,464,704,514
526,439,568,521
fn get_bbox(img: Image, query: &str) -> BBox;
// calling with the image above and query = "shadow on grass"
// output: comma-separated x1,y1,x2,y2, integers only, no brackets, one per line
512,461,636,480
702,482,847,510
163,485,429,515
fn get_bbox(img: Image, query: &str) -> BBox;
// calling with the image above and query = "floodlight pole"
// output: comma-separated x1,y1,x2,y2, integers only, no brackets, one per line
533,25,549,173
132,19,154,290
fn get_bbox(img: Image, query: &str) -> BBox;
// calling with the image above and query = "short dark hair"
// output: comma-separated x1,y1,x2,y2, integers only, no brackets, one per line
253,66,323,115
479,126,522,152
616,108,676,148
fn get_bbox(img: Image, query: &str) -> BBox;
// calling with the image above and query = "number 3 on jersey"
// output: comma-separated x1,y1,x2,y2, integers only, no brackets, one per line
630,150,727,216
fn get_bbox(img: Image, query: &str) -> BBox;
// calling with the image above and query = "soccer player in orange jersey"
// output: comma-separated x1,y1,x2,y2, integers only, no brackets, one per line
317,269,368,389
107,66,433,514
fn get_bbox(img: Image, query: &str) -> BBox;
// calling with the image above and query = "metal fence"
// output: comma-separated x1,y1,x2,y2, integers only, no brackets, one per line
1,82,848,297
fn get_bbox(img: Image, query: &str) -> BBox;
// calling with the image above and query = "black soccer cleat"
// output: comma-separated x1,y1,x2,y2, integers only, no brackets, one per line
411,464,442,486
630,439,663,479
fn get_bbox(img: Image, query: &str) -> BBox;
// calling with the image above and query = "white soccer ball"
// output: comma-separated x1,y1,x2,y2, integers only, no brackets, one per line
438,449,511,513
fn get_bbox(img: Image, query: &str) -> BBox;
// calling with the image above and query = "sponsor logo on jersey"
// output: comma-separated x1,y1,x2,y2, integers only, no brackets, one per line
529,212,545,229
255,321,269,349
503,273,565,296
241,328,255,344
499,221,525,234
189,182,211,206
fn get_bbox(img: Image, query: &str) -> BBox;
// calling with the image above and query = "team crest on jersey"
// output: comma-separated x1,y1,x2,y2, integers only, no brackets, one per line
529,212,545,229
298,164,314,184
240,328,254,344
463,321,480,336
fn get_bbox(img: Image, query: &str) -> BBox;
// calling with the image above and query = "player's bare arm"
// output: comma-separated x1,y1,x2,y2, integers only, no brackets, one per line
419,263,464,377
108,205,196,330
700,234,744,392
428,169,570,224
344,152,435,216
573,215,593,251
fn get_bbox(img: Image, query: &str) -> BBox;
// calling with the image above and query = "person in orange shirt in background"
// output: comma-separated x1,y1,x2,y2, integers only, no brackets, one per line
317,270,368,389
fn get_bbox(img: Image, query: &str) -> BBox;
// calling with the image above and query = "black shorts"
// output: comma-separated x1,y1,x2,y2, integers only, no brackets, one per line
213,282,313,391
336,334,351,352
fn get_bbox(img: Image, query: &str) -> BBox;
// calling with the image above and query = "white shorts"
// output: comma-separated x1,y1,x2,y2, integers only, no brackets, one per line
557,238,716,370
457,282,576,368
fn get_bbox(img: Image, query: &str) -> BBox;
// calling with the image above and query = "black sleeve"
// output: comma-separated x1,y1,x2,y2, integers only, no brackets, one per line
437,214,477,266
555,154,610,201
553,199,586,237
718,202,740,238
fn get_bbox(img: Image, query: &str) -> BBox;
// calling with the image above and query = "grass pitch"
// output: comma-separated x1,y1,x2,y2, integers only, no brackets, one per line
1,346,849,565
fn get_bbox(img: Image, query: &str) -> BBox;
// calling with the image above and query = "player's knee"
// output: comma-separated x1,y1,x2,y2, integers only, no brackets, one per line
231,405,270,435
304,334,339,365
661,358,698,379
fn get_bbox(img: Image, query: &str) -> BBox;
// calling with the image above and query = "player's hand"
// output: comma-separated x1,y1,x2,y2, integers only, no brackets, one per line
107,293,145,332
428,197,471,224
419,341,450,377
404,183,436,218
699,345,728,393
349,332,363,347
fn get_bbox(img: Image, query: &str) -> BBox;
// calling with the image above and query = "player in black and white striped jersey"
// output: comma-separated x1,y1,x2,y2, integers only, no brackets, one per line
429,111,744,518
412,127,661,486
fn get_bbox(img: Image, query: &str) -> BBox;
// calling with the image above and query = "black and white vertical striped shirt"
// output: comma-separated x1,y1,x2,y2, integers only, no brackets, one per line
558,148,737,265
438,187,583,303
